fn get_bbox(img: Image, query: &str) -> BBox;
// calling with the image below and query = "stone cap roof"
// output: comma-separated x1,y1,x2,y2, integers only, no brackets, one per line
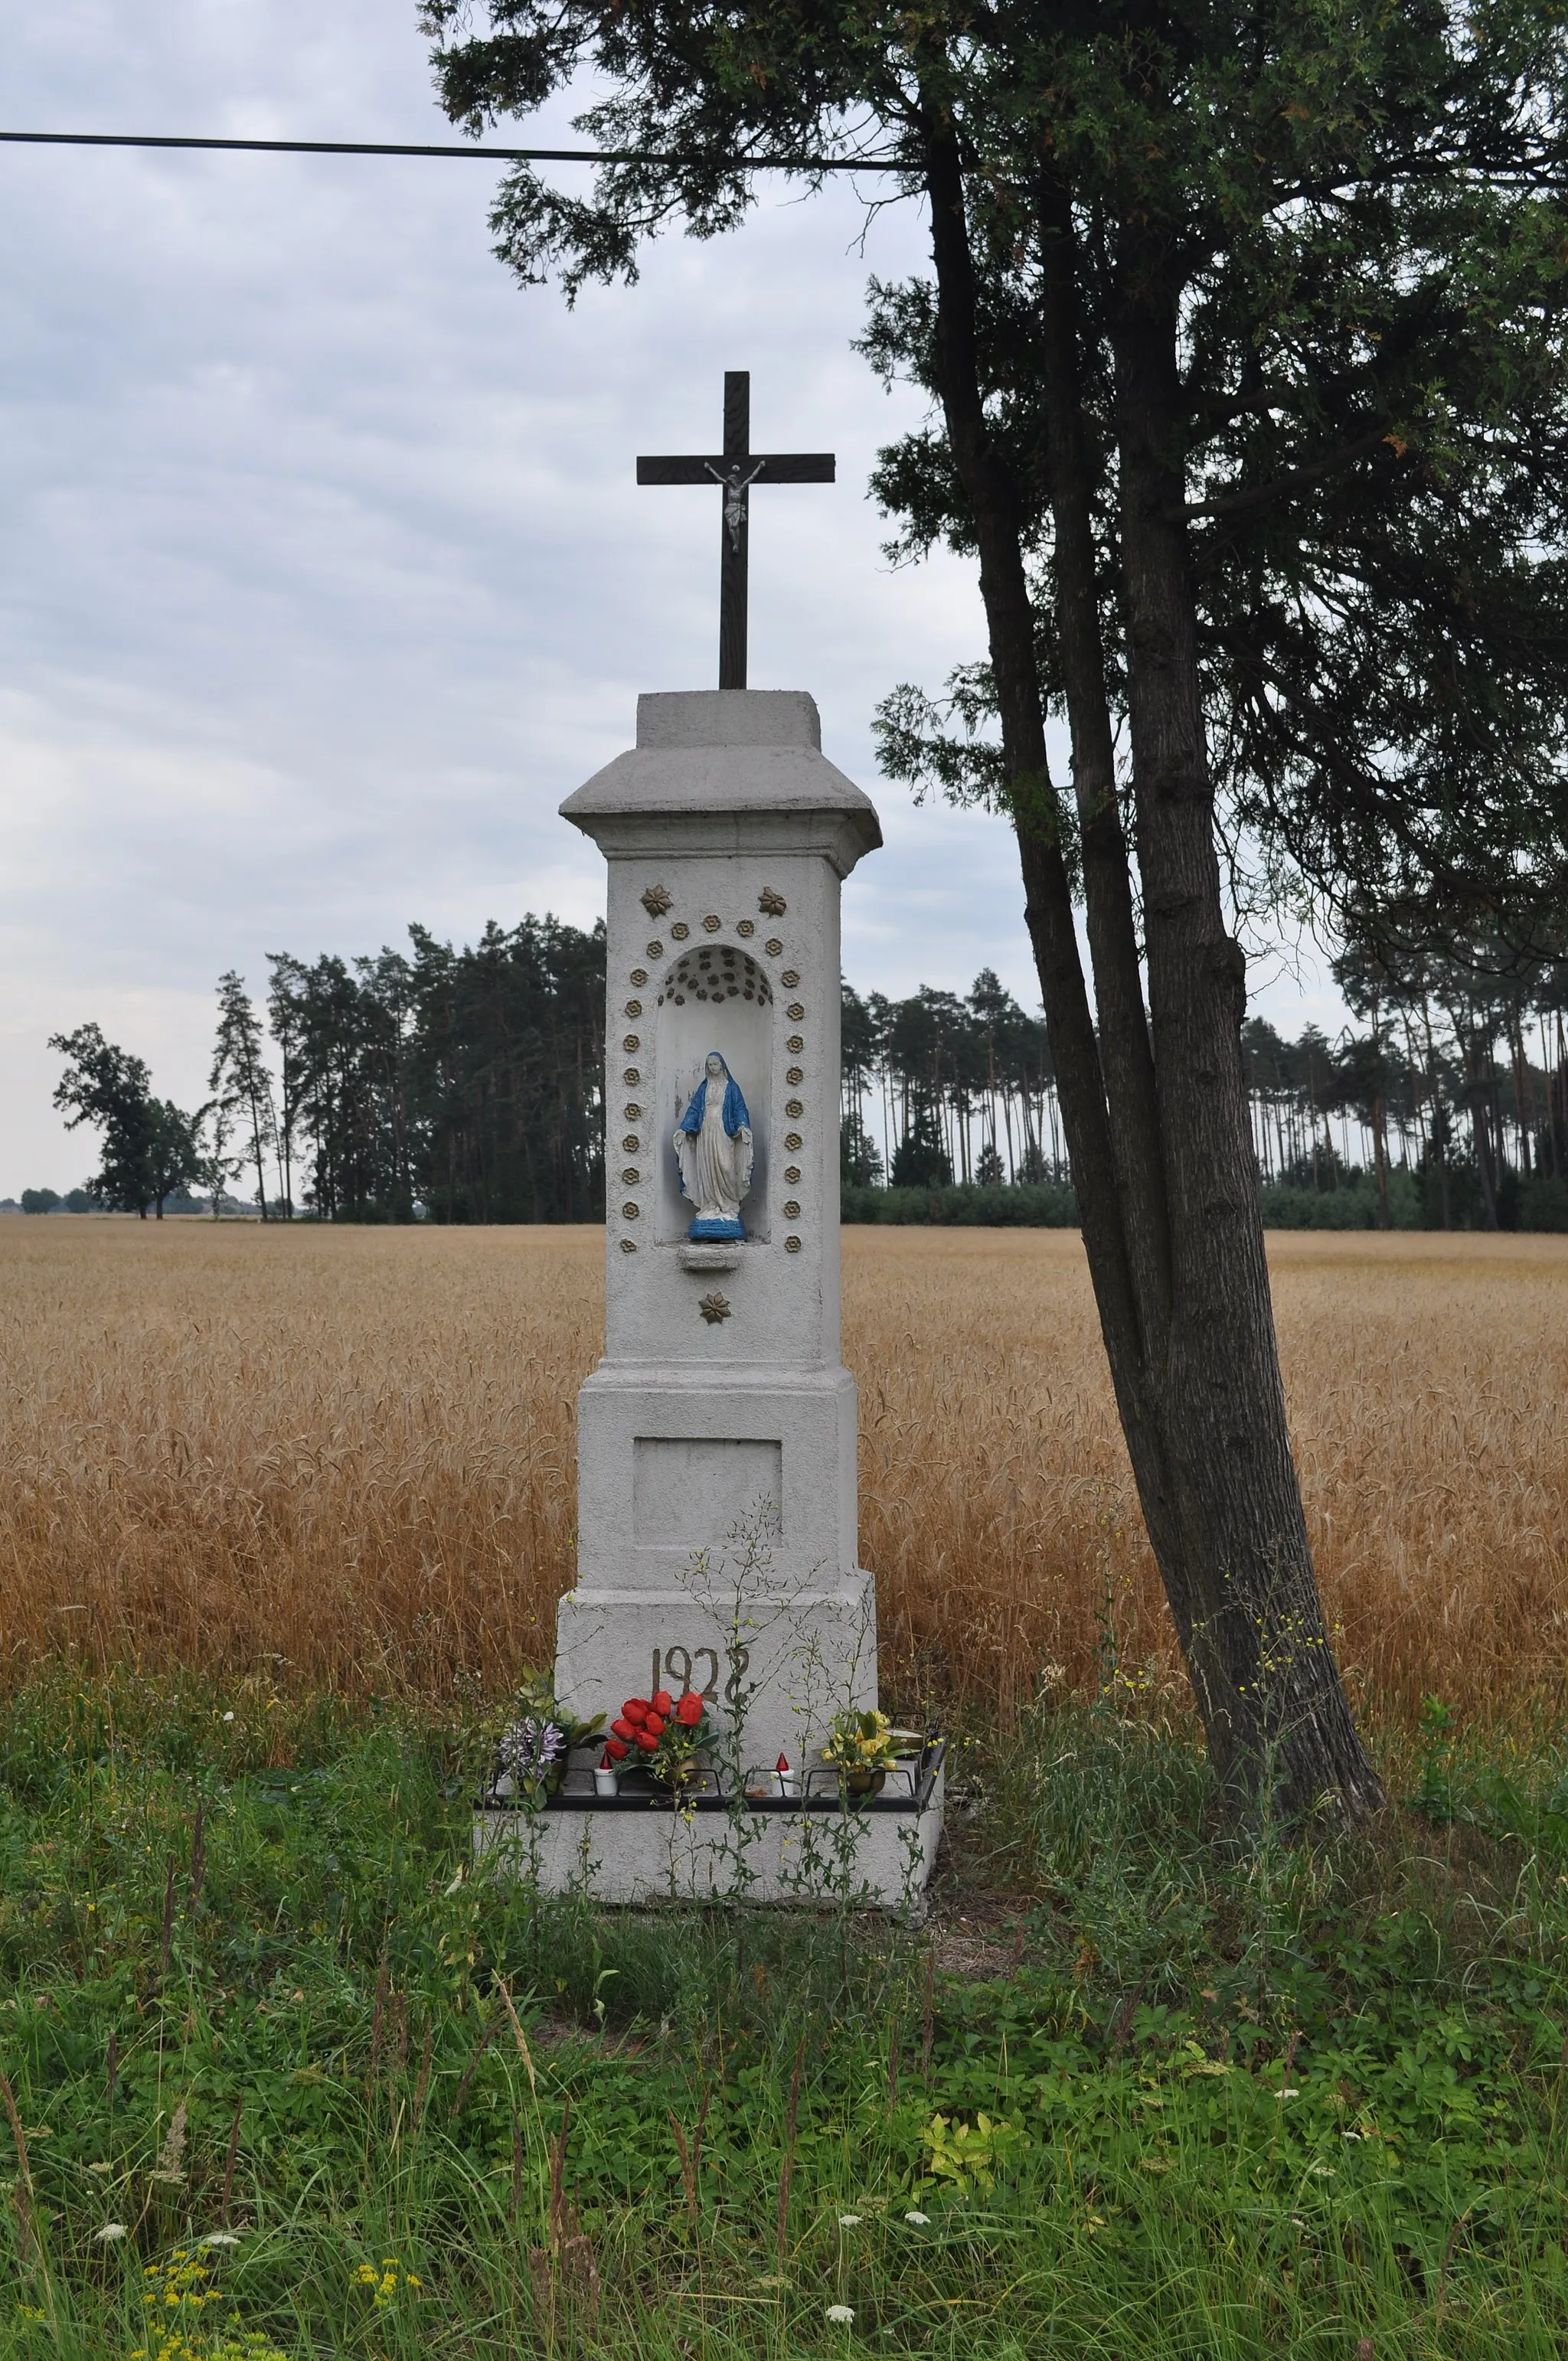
561,691,883,854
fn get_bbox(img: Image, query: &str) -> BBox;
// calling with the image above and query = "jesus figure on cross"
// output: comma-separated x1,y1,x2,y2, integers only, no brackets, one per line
706,459,765,553
637,371,835,688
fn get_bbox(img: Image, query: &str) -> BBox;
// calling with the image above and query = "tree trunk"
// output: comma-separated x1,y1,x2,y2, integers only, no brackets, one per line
1472,1099,1499,1226
1373,1095,1390,1227
1037,184,1172,1363
1370,991,1390,1228
1459,1015,1500,1227
921,126,1158,1475
1109,250,1381,1814
250,1105,270,1218
920,112,1381,1819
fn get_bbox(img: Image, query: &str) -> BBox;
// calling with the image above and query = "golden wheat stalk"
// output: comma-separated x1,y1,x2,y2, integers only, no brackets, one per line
0,1220,1563,1725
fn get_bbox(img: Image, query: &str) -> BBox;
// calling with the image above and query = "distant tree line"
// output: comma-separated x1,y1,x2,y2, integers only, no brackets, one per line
34,923,1568,1231
1243,940,1568,1231
840,955,1568,1233
17,1187,100,1216
841,969,1063,1189
263,920,605,1222
42,916,606,1223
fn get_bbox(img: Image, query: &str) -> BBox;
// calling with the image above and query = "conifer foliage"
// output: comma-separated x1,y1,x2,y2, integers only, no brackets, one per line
263,917,606,1224
420,0,1568,1817
46,919,606,1228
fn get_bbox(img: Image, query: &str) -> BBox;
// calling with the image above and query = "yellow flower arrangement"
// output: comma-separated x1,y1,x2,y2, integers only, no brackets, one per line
820,1708,903,1774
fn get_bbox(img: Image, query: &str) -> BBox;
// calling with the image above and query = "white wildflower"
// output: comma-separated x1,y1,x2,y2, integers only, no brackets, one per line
903,2209,930,2225
827,2304,855,2324
94,2222,129,2242
838,2213,862,2228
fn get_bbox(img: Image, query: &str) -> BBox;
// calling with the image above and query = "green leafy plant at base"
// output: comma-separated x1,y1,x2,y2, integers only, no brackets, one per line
130,2329,291,2361
916,2110,1030,2193
1413,1693,1460,1823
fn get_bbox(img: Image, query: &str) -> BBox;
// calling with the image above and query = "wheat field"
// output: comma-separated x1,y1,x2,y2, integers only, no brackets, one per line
0,1219,1563,1725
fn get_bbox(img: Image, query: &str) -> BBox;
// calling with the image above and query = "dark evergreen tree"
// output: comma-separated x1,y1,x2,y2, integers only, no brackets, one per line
211,972,277,1219
421,0,1568,1816
266,954,309,1219
406,917,606,1223
890,1097,952,1187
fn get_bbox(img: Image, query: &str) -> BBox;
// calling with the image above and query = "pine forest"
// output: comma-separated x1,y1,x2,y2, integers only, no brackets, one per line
27,920,1568,1231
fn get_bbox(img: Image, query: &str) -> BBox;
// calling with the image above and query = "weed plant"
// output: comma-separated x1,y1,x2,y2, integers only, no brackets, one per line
2,1670,1566,2357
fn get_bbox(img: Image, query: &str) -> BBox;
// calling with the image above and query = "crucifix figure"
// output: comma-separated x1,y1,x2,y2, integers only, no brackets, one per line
638,371,835,690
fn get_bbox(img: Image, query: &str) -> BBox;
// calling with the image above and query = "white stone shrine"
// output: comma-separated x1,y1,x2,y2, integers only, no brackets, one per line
475,687,943,1906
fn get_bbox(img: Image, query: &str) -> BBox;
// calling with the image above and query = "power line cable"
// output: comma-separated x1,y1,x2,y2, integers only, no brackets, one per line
0,129,904,171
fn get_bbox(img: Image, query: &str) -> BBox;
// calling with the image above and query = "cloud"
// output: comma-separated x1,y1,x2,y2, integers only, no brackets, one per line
2,2,1037,1187
0,2,1331,1191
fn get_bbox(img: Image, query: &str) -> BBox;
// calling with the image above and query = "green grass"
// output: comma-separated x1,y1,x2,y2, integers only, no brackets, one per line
2,1671,1567,2358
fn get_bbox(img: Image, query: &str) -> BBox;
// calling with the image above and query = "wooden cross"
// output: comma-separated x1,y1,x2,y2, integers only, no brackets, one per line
637,371,835,691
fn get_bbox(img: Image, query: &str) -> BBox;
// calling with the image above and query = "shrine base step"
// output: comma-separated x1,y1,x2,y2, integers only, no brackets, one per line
473,1768,943,1913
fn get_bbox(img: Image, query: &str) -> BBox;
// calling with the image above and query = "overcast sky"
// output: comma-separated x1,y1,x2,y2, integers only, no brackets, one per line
1,1,1344,1193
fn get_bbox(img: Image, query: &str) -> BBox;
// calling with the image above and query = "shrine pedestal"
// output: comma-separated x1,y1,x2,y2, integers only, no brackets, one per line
475,1745,946,1914
483,689,942,1908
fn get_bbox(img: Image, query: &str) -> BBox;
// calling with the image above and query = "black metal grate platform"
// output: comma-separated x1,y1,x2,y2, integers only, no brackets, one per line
478,1738,946,1816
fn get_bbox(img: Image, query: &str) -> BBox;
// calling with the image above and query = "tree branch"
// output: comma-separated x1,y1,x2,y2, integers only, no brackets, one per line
1184,428,1390,523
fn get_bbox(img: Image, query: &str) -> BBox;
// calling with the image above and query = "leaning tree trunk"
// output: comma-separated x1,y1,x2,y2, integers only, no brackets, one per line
921,119,1383,1819
1104,252,1382,1817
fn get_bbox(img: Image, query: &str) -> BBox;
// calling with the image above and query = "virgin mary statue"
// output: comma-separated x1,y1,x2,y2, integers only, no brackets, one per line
674,1052,754,1240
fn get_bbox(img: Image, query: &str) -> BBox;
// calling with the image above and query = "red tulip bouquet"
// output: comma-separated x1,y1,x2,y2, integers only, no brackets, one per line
606,1688,713,1789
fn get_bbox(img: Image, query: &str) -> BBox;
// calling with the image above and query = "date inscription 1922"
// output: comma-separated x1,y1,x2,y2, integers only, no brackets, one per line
651,1643,751,1705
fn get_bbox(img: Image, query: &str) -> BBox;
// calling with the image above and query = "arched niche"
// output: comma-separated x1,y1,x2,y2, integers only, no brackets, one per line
654,942,774,1243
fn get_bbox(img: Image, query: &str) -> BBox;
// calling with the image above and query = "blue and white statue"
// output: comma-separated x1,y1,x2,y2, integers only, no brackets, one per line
674,1051,754,1241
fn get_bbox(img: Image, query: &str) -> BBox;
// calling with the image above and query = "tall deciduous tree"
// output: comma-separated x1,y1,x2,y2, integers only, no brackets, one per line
49,1024,201,1219
423,0,1568,1816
